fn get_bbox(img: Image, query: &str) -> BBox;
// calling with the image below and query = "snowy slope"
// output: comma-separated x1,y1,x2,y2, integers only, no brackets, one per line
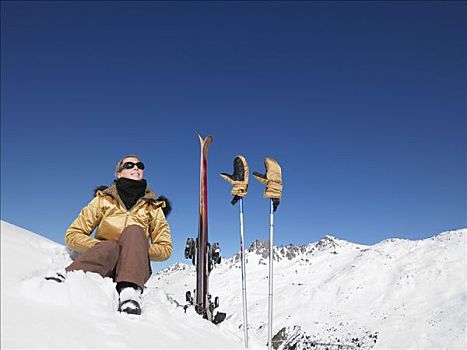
1,220,466,349
0,221,241,349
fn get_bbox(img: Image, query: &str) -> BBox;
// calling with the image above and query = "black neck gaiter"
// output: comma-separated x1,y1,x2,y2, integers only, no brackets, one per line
116,178,147,210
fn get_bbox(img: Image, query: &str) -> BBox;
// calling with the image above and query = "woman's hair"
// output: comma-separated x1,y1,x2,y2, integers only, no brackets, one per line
115,154,141,174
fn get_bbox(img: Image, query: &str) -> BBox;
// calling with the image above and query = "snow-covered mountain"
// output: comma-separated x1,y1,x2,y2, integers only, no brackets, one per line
1,220,466,349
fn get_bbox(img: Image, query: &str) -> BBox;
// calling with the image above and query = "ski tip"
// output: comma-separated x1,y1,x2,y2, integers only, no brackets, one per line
195,131,212,146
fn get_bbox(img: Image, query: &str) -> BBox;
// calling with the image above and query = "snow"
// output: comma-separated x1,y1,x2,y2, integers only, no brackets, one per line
1,220,466,349
1,221,241,349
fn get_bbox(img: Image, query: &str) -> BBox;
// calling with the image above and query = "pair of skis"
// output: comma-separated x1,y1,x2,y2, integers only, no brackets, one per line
184,134,226,325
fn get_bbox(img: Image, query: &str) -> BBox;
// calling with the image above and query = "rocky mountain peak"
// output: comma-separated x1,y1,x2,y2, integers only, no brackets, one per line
315,235,339,253
245,235,343,263
248,239,270,259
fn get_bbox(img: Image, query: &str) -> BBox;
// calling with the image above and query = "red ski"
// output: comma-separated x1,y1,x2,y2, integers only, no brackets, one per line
184,133,226,324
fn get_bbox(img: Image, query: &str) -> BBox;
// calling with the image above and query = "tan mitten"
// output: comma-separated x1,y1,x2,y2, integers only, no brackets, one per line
220,155,249,205
253,157,282,211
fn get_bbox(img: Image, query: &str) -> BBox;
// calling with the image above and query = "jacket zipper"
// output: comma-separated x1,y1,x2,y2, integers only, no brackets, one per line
123,210,130,229
123,199,144,229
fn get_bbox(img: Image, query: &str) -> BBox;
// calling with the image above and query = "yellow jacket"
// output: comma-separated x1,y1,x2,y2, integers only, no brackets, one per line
65,183,172,261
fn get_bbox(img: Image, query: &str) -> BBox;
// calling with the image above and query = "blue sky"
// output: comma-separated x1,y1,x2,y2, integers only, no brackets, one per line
1,1,465,271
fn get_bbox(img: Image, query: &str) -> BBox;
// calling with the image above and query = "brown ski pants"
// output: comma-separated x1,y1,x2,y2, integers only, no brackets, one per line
65,225,151,289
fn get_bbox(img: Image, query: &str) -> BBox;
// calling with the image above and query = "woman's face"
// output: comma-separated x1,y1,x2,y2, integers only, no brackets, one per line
117,157,144,181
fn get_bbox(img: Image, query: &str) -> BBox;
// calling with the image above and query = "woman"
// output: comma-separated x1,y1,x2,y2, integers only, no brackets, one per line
50,154,172,315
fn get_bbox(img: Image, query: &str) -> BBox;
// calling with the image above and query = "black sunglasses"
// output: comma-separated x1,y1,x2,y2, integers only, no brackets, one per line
121,161,145,170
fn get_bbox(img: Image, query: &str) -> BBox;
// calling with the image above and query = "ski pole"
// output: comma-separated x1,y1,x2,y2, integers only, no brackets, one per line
239,197,249,348
220,155,250,346
252,157,282,350
268,198,274,350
